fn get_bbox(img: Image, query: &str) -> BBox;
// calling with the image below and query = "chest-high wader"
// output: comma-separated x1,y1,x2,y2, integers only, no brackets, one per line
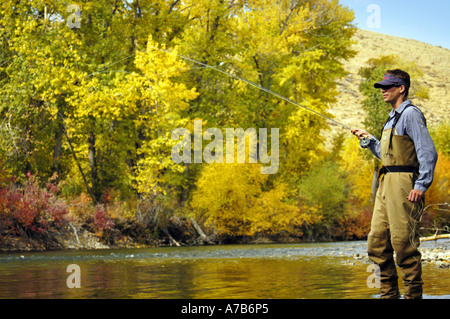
367,104,424,299
378,104,419,181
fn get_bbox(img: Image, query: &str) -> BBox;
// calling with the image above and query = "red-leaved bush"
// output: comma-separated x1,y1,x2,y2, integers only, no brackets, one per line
93,204,114,232
0,172,69,233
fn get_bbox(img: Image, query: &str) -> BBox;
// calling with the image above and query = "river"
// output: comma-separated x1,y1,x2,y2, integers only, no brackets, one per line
0,240,449,299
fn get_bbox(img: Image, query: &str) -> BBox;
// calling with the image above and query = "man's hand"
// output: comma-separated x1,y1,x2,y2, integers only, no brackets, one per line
351,128,370,140
407,189,423,202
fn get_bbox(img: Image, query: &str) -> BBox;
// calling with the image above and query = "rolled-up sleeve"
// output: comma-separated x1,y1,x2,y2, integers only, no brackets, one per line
404,108,438,192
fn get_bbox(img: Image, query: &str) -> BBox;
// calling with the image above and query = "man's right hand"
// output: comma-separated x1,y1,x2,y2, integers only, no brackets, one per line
351,128,370,140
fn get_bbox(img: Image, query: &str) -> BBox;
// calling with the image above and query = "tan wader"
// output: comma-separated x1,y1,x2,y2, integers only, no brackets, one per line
368,128,424,299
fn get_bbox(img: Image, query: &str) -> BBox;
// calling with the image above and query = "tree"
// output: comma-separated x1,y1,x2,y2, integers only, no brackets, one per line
298,160,348,222
338,136,373,207
130,38,199,197
190,161,306,238
423,122,450,234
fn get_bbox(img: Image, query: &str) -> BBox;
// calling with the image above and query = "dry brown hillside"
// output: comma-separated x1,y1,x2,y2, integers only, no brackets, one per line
328,28,449,136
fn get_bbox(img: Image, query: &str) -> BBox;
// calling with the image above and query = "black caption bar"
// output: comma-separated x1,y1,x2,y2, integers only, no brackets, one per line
4,299,446,318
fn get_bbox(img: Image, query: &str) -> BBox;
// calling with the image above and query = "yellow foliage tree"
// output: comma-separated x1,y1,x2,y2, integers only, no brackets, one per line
426,150,450,208
190,160,319,238
190,163,265,237
339,136,374,207
129,38,199,195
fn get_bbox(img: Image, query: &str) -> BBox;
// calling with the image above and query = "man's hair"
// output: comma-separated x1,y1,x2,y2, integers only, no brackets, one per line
385,69,411,99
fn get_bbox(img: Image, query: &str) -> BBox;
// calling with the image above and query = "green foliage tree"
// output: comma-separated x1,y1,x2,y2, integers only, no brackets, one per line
298,160,348,221
430,121,450,156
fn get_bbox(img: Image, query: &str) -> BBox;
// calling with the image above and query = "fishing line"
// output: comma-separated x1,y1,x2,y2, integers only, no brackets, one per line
83,45,353,131
85,53,137,78
149,45,353,131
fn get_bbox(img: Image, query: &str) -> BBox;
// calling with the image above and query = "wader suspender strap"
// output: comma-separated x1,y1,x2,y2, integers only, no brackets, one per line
379,104,411,151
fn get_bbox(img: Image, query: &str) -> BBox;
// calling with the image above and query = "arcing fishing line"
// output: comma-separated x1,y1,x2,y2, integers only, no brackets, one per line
149,46,353,131
154,46,425,236
82,45,353,131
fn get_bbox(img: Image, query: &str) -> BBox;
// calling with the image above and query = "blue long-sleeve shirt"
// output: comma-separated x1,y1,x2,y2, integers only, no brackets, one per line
367,100,438,193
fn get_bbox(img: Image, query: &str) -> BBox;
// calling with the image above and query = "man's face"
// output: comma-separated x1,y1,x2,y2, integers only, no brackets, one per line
380,85,404,104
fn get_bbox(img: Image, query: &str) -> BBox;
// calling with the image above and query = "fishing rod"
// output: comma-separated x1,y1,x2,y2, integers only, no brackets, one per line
150,46,354,132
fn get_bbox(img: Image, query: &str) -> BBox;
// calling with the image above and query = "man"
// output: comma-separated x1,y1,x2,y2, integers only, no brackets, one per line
351,69,438,299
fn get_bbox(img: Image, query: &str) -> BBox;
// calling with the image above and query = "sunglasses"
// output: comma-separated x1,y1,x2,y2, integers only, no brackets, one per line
379,84,403,90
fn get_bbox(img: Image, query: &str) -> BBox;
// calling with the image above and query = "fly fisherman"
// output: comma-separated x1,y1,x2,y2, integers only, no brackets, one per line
351,69,438,299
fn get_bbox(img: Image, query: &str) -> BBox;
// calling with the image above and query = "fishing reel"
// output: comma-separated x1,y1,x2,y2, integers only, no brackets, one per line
360,137,371,148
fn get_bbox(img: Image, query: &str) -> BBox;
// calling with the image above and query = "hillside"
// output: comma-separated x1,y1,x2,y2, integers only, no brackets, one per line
329,28,450,136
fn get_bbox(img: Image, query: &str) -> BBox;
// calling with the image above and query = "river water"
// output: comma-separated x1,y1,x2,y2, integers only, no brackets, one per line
0,240,449,299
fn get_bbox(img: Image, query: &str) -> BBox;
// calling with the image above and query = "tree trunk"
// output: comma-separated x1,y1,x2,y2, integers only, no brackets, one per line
420,234,450,242
88,117,100,202
61,116,97,202
190,217,214,244
52,108,65,182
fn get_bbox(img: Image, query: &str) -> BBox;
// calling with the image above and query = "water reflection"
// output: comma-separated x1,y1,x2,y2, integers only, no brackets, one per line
0,242,448,299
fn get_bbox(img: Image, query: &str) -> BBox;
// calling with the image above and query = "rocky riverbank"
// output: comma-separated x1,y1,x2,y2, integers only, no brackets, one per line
421,241,450,268
0,219,187,252
334,239,450,268
0,226,150,252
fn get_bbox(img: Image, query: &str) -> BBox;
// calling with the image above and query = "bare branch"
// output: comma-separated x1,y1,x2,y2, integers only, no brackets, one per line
0,116,23,156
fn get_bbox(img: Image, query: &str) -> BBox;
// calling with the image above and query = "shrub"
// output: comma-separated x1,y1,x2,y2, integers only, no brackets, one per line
93,204,114,232
421,150,450,234
0,172,69,234
298,160,348,222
